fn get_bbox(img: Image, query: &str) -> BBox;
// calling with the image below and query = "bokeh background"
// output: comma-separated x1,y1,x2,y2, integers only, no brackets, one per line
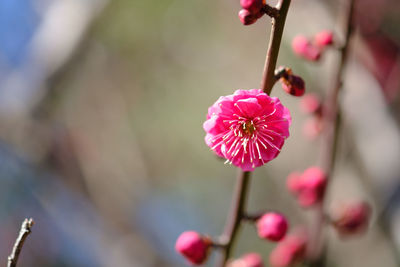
0,0,400,266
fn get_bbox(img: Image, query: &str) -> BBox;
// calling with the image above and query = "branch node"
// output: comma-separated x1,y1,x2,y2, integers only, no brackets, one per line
242,213,262,222
262,4,280,18
211,238,229,249
274,66,290,80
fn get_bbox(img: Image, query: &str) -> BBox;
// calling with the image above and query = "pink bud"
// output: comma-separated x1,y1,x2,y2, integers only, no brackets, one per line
300,93,321,114
269,232,307,267
238,9,259,25
240,0,264,13
257,212,288,241
280,74,306,97
292,35,309,55
292,35,321,61
287,167,327,208
228,253,265,267
298,167,327,207
314,30,334,47
175,231,211,265
332,202,371,237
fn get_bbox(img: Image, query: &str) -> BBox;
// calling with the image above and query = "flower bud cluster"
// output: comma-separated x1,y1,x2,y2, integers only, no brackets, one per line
176,212,289,265
292,30,334,61
238,0,266,25
287,167,327,207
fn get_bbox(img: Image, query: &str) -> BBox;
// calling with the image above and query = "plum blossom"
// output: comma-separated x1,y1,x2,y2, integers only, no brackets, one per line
203,89,291,171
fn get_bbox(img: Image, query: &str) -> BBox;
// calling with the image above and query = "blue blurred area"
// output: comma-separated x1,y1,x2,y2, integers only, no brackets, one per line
136,194,211,265
0,142,102,266
0,0,39,68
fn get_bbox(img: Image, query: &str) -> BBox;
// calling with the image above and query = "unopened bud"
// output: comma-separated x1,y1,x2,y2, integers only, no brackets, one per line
238,9,260,25
175,231,211,265
269,231,307,267
280,74,306,97
287,167,327,207
257,212,288,241
240,0,264,13
332,202,371,237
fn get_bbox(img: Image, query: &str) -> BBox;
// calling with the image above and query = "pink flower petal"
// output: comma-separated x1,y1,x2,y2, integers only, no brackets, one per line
204,89,291,171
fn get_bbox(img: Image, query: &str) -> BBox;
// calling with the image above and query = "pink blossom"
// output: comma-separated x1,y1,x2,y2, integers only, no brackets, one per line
256,212,288,241
203,89,291,171
228,253,265,267
314,30,334,47
175,231,211,265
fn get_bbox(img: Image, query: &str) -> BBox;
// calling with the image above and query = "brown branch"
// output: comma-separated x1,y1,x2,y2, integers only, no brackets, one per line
215,170,251,266
261,0,291,95
215,1,292,266
262,4,280,18
8,218,35,267
308,0,356,264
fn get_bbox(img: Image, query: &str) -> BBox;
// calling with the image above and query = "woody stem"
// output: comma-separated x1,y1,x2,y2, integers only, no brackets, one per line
216,170,251,266
308,0,356,265
215,0,291,265
261,0,291,95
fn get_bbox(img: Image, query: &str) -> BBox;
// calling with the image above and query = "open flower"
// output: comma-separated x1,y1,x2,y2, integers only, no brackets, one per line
203,89,291,171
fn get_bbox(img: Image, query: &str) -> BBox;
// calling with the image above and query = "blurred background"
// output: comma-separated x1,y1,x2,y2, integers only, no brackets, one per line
0,0,399,266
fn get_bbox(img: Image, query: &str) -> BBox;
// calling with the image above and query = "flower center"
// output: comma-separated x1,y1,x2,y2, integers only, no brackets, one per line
242,120,256,136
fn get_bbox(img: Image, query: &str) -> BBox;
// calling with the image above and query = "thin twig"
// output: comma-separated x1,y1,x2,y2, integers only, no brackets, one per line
261,0,291,95
215,1,292,265
8,218,35,267
216,170,251,266
308,0,356,264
